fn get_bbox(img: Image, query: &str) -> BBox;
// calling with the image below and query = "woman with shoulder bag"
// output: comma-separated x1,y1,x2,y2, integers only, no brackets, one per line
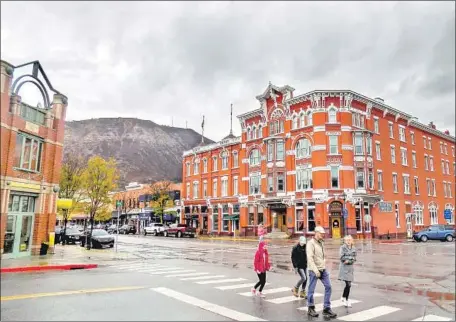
338,235,357,307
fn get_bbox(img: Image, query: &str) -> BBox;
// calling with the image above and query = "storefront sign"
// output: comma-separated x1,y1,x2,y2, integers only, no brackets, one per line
10,182,40,191
444,209,453,220
379,202,393,212
329,201,343,212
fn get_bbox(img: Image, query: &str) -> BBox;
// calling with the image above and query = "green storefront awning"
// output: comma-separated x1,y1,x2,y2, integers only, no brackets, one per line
223,215,239,220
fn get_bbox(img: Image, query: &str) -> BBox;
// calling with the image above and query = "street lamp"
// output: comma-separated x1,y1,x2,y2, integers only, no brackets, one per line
341,192,348,236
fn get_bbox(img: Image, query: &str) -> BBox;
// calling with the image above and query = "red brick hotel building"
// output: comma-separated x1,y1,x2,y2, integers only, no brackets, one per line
181,83,455,239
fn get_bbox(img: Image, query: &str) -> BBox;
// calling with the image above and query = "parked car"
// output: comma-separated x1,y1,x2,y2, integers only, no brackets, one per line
63,227,83,244
164,224,196,238
413,225,455,242
119,224,137,235
107,224,119,234
144,223,168,236
80,229,115,248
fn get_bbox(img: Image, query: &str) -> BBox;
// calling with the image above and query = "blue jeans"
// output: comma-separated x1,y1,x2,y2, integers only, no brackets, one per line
307,270,332,309
295,268,307,290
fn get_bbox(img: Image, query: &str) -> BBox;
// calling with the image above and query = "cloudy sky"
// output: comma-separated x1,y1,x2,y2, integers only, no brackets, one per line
1,1,455,140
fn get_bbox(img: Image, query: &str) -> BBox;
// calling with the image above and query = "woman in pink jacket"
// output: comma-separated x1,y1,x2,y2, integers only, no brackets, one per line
251,241,271,297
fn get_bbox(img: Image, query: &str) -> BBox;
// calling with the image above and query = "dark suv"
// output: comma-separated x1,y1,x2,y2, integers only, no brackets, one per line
119,224,137,235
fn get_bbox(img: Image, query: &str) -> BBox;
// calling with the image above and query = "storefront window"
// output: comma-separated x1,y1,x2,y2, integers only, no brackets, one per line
258,206,264,225
355,207,362,232
222,205,229,231
296,207,305,232
307,203,315,232
212,205,219,231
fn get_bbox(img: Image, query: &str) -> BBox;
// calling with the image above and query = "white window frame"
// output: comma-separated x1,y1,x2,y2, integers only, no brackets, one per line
186,182,190,199
328,107,337,123
428,137,432,150
424,155,429,170
410,131,415,145
432,179,436,196
356,168,365,189
267,173,274,192
186,162,191,176
390,145,396,164
193,160,199,175
296,138,311,159
364,203,371,232
276,140,285,161
403,174,410,194
373,117,379,134
400,147,408,166
412,151,417,168
448,182,453,198
221,152,229,170
233,177,238,196
249,149,260,166
392,173,398,193
414,176,419,195
212,156,218,172
445,204,454,224
277,172,285,193
329,135,338,155
203,181,207,198
221,178,228,197
232,151,239,168
395,202,400,228
330,166,339,188
193,182,199,199
388,122,394,139
296,167,312,191
442,160,446,174
399,126,406,142
300,113,305,128
368,169,374,189
249,172,261,195
377,170,383,191
443,181,448,198
292,115,298,129
375,142,381,160
203,158,208,173
440,142,444,154
354,134,364,155
213,179,218,197
307,110,313,125
414,205,424,226
429,204,438,225
366,136,372,156
267,141,274,162
429,156,434,171
307,203,316,233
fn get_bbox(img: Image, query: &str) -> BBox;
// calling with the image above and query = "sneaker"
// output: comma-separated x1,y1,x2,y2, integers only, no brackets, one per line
323,308,337,319
300,290,307,299
346,299,352,308
292,287,299,297
341,297,347,306
257,292,265,298
251,288,256,295
307,306,319,317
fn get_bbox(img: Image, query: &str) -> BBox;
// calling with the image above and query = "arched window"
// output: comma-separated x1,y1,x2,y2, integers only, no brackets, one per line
307,110,313,125
429,202,438,225
257,125,262,138
249,149,260,166
292,115,298,129
232,151,239,168
247,128,251,140
202,158,208,173
296,138,311,159
193,160,199,175
300,113,305,128
252,126,257,139
328,107,337,123
413,203,424,225
221,151,229,169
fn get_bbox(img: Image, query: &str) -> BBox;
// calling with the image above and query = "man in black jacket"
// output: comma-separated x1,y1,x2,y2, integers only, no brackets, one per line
291,236,308,298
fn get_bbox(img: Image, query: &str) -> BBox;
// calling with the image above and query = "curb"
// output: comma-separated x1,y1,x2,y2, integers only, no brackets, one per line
197,236,259,242
0,263,98,273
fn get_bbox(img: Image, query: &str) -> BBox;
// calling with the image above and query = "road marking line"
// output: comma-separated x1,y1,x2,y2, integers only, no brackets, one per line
134,267,176,273
1,286,146,301
180,275,225,281
118,265,163,270
151,287,266,321
239,287,291,297
298,299,361,311
197,278,247,285
216,283,270,290
412,315,453,321
166,272,209,278
148,269,194,275
338,305,401,321
125,266,165,272
266,295,306,304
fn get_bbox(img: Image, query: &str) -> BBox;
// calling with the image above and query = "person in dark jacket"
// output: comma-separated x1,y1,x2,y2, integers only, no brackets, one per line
291,236,308,298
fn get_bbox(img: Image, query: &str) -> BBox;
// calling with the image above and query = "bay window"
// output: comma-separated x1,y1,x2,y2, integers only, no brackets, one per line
276,140,284,161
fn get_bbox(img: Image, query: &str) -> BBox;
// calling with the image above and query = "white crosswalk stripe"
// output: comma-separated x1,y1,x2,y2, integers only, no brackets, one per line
196,278,247,285
411,315,453,321
266,295,307,304
239,287,291,297
125,266,166,272
166,272,209,278
147,269,191,275
216,283,270,290
134,267,174,273
298,299,361,311
180,275,226,281
338,305,401,321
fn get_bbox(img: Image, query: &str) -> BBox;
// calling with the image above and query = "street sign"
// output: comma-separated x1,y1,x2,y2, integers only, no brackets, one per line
364,214,372,223
342,208,348,219
444,209,453,220
378,202,393,213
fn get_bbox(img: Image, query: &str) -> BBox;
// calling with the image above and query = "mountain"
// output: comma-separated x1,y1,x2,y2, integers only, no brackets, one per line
63,118,214,186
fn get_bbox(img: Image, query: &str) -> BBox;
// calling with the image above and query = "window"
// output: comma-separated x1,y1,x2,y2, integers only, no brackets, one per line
427,179,431,196
444,143,448,155
443,181,448,197
366,136,372,156
269,120,284,135
247,128,251,140
440,142,444,154
277,172,285,192
388,122,394,138
258,206,264,225
411,132,415,145
186,162,190,176
252,126,257,139
403,175,410,194
307,202,316,232
257,125,262,139
356,168,365,189
233,152,239,168
203,159,208,173
328,108,337,123
445,161,450,175
414,204,424,226
429,204,438,225
300,113,305,127
429,157,434,171
375,142,381,160
454,162,456,175
233,177,238,195
249,173,261,195
432,179,436,196
452,146,455,157
296,207,305,233
392,174,398,193
355,207,362,232
354,134,364,155
307,110,313,125
423,136,427,149
296,168,312,190
203,181,207,198
249,149,260,166
276,140,285,161
213,180,217,197
395,203,400,228
390,146,396,164
428,138,432,150
331,166,339,188
222,205,229,231
377,171,383,191
212,156,218,171
399,126,406,142
221,152,229,170
424,155,429,170
186,182,190,199
193,161,199,175
193,182,199,199
292,115,298,129
368,169,374,189
296,139,311,159
14,133,43,172
329,135,338,154
414,177,419,195
401,148,408,166
442,160,446,174
20,104,45,125
248,206,255,225
352,113,364,128
374,118,379,134
221,178,228,197
212,206,219,231
267,141,274,162
267,173,274,192
412,152,417,168
364,203,371,233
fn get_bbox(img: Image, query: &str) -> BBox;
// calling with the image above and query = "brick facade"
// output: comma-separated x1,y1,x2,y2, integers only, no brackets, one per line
181,83,455,239
0,60,67,257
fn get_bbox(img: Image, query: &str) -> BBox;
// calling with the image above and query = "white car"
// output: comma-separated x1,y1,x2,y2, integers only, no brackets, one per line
144,223,167,236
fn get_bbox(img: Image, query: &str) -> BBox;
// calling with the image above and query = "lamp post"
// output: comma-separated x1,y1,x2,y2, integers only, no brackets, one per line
341,192,348,236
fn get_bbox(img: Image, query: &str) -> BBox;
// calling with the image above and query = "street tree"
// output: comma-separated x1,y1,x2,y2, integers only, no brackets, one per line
94,205,113,222
149,181,173,222
81,156,119,248
58,154,86,244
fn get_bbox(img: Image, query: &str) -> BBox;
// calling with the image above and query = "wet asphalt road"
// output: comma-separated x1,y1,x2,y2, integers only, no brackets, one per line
1,235,454,321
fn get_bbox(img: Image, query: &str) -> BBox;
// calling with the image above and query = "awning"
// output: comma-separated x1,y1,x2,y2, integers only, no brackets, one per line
223,215,239,220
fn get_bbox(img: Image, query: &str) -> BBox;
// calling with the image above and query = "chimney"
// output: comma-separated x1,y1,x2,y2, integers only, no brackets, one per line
374,97,384,103
444,130,450,135
428,121,436,129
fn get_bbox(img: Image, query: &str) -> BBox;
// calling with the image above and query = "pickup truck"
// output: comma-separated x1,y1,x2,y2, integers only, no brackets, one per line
164,224,196,238
413,225,455,242
144,223,168,236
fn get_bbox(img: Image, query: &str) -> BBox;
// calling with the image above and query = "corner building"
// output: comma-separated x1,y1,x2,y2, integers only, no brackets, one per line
182,83,455,239
1,60,68,257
